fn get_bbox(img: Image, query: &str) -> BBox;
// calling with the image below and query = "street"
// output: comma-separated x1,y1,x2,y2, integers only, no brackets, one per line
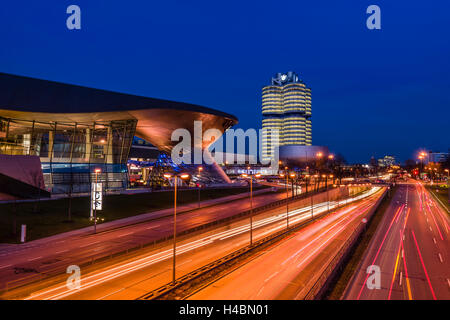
9,187,380,299
344,180,450,300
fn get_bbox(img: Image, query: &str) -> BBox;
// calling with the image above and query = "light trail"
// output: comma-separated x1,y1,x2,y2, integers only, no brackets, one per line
356,204,404,300
411,229,436,300
187,188,384,300
25,187,382,300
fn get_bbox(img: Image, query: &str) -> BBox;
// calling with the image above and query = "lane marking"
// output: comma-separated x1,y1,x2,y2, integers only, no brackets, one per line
357,205,403,300
256,286,265,297
411,230,436,300
21,188,384,300
401,233,413,300
27,256,42,261
388,238,402,300
96,287,125,300
438,253,443,263
265,271,280,283
118,233,133,238
426,203,444,240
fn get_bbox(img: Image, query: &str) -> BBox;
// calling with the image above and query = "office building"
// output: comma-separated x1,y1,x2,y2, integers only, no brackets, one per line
262,71,311,161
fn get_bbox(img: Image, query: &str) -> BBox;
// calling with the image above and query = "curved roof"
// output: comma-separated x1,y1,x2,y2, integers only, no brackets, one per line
0,72,237,122
0,72,238,153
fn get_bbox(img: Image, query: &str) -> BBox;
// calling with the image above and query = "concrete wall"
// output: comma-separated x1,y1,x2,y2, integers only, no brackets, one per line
0,155,48,199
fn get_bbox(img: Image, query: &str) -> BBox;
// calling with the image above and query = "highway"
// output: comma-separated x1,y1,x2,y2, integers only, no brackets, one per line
9,187,379,299
344,180,450,300
0,188,287,291
187,188,385,300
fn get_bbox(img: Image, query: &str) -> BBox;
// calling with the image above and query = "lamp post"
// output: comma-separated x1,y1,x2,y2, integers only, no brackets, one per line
322,174,328,212
346,184,350,205
163,172,190,285
241,173,261,245
93,168,101,234
316,152,323,189
280,172,296,229
327,175,333,213
197,166,203,208
280,173,289,229
314,174,319,192
305,174,310,195
311,182,314,219
328,154,334,180
418,151,427,179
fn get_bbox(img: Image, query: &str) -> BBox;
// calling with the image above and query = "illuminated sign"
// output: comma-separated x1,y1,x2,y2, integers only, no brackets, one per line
91,182,103,211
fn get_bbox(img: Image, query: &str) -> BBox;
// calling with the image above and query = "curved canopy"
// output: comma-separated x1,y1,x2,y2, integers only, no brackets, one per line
0,72,238,152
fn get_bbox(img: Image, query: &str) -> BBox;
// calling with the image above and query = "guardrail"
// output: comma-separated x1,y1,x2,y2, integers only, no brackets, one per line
303,188,387,300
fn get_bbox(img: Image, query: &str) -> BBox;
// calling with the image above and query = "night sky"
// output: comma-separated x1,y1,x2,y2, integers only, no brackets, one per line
1,1,449,163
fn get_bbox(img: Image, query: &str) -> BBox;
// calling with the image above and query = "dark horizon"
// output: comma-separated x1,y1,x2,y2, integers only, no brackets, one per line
1,1,449,163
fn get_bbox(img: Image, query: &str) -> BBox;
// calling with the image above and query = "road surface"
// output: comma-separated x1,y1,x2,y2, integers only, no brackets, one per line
344,180,449,300
7,187,379,299
187,188,385,300
0,188,284,290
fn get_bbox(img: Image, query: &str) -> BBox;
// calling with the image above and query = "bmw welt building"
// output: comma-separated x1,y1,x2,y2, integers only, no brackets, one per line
0,73,237,198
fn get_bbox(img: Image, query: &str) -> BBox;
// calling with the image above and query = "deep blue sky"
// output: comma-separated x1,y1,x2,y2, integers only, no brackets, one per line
1,1,449,163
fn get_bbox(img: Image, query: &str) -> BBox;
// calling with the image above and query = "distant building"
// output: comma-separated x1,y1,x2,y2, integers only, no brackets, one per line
427,151,449,163
370,156,377,167
378,155,396,167
279,145,329,166
261,72,312,162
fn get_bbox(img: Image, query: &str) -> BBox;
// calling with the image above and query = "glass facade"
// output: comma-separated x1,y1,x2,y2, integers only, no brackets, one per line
0,117,137,193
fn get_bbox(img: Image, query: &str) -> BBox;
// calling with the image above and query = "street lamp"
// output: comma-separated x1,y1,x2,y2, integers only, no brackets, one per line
322,174,328,212
93,168,101,234
325,174,334,213
305,174,310,194
290,172,296,198
314,174,319,192
241,173,261,245
280,172,296,229
328,154,335,180
197,166,203,208
163,172,190,284
280,173,289,229
418,151,427,179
